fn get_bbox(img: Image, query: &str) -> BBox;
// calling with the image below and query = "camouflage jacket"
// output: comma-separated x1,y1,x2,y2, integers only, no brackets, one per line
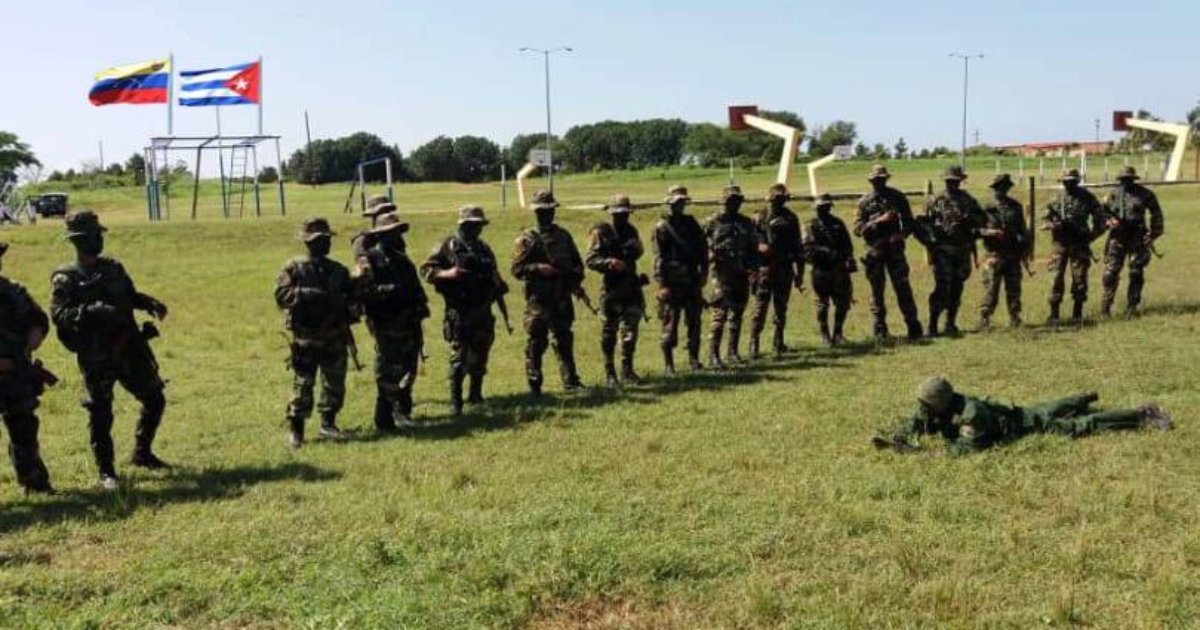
652,213,707,287
274,255,354,347
704,211,759,278
50,257,158,359
803,214,855,271
754,205,804,271
361,245,429,339
888,394,1026,456
0,275,49,366
585,221,645,304
980,195,1029,257
1103,184,1164,244
420,233,508,315
924,190,985,252
854,187,915,250
511,224,585,306
1042,189,1106,247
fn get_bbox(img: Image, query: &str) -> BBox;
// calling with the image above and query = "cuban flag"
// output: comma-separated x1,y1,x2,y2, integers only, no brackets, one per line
178,61,261,107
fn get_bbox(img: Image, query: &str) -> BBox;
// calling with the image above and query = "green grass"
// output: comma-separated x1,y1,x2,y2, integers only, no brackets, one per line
1,158,1199,629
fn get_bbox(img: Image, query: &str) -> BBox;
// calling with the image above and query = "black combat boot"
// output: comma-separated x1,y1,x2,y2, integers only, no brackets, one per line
687,351,703,372
662,348,676,376
467,374,485,404
873,321,889,342
747,334,760,361
1071,301,1085,325
832,310,848,345
1009,315,1022,328
944,308,960,337
131,448,170,470
621,355,646,385
727,324,745,364
528,376,543,398
709,328,726,370
927,309,941,337
905,319,923,340
319,414,343,439
1046,302,1061,325
977,314,992,332
449,375,465,417
1099,299,1113,318
288,418,305,449
1139,404,1173,431
604,355,620,389
373,395,395,431
772,326,788,357
131,396,170,469
98,466,120,491
818,314,832,346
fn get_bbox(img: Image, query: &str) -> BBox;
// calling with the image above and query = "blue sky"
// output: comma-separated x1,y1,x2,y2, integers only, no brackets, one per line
2,0,1197,171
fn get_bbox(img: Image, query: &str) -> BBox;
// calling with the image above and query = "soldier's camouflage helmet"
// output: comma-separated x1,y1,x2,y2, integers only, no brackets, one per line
990,173,1014,189
606,194,633,214
722,185,745,201
458,205,489,225
868,164,892,181
64,211,108,238
1117,166,1140,181
1058,168,1082,183
530,190,559,210
363,193,396,217
664,184,691,205
299,217,335,242
943,165,968,181
916,376,955,413
369,212,409,235
814,193,834,209
766,183,791,201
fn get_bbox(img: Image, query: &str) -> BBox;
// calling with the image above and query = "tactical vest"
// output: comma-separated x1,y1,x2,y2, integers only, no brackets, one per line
51,259,139,355
708,214,756,272
438,236,501,311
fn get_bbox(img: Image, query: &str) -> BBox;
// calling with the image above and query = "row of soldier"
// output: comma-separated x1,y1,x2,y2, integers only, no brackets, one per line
0,161,1167,492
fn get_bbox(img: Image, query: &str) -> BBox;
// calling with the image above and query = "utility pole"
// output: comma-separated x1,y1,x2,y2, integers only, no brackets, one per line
973,128,981,146
1094,118,1101,144
304,110,315,188
520,46,573,192
949,53,984,170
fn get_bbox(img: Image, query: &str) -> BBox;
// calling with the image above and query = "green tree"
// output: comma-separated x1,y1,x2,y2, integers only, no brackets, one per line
894,137,909,159
505,133,560,174
872,143,891,161
0,131,39,181
408,136,458,182
286,132,407,184
853,142,870,159
258,166,280,183
1188,102,1200,143
451,135,502,182
126,153,147,185
808,121,858,157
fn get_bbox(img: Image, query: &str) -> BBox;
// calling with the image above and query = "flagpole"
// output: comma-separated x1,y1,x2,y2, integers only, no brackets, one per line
167,52,175,135
257,55,264,135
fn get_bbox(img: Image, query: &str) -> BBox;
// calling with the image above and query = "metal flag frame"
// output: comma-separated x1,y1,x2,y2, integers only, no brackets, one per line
143,134,286,220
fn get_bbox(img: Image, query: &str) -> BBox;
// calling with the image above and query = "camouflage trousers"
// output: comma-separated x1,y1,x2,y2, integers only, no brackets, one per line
1023,393,1143,437
1101,238,1153,314
373,332,421,427
523,297,580,388
287,342,347,431
709,273,750,360
658,285,704,359
929,248,974,320
979,253,1023,323
749,265,796,350
0,382,51,491
1047,243,1092,307
79,350,166,475
601,298,644,366
812,268,853,335
445,307,496,380
863,249,920,334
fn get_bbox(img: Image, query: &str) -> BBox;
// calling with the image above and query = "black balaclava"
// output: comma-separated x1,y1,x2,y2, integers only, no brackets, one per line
535,207,556,229
306,235,331,258
459,222,484,242
73,233,105,259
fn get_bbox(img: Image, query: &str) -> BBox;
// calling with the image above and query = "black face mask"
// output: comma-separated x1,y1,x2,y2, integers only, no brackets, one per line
379,232,406,252
459,223,484,241
612,213,631,228
946,180,962,193
74,233,105,257
669,202,687,217
306,237,331,258
871,180,887,192
723,200,742,215
770,199,787,212
817,207,832,219
1063,182,1080,194
535,208,556,228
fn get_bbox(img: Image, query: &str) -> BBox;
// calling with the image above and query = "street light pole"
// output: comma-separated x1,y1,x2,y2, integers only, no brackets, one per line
520,46,572,192
949,53,983,170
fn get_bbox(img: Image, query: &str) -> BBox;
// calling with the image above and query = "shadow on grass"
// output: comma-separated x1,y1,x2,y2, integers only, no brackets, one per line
0,462,340,535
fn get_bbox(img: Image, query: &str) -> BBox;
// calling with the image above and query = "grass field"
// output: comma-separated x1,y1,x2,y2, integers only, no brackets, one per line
2,158,1199,629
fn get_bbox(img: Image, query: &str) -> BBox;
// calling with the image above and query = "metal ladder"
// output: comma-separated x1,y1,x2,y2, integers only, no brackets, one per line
227,145,252,217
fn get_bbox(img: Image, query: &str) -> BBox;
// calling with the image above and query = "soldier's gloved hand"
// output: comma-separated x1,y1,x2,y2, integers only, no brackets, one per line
144,297,169,320
656,287,671,302
85,302,118,321
793,275,805,292
436,267,466,282
606,259,627,273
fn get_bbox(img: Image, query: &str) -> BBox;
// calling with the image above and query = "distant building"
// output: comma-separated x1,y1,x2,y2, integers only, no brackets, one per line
995,141,1115,158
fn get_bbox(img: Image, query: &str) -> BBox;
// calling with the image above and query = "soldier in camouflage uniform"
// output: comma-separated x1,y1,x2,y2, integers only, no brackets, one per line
653,185,708,375
748,183,804,359
977,174,1030,329
854,165,923,340
803,194,856,345
0,242,55,494
360,212,430,431
511,191,586,395
421,205,509,415
274,218,356,448
51,211,170,489
922,165,985,336
1042,169,1107,324
704,185,759,368
874,376,1172,456
351,193,397,263
586,194,648,387
1100,167,1164,318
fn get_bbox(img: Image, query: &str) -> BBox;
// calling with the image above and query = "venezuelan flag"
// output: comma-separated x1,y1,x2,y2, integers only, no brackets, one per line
89,59,171,106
